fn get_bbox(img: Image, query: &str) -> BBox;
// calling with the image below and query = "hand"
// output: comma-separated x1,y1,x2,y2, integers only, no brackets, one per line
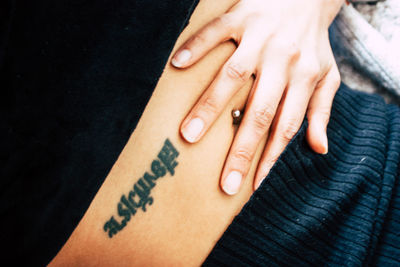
172,0,343,195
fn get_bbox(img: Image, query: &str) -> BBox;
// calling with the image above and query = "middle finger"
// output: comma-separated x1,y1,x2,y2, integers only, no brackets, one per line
220,56,292,195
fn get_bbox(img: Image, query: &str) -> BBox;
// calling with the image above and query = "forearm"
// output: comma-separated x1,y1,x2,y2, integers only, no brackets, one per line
49,0,347,264
49,0,261,265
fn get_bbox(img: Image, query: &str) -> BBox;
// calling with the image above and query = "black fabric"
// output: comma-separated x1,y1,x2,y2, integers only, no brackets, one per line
0,0,198,265
2,1,399,266
204,85,400,266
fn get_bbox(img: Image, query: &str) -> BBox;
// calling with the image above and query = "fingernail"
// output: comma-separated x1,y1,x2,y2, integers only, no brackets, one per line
171,49,191,67
223,171,242,195
182,117,204,143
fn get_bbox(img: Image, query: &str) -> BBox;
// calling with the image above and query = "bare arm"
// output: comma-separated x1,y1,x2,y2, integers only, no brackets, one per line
49,0,263,265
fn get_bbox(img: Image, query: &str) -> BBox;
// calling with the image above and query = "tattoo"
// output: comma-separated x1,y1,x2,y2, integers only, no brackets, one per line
103,138,179,238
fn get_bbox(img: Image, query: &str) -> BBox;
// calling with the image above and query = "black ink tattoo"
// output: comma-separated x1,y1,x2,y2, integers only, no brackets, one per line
103,138,179,238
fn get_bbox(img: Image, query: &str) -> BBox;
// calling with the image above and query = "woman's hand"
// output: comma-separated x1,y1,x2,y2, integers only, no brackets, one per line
172,0,344,195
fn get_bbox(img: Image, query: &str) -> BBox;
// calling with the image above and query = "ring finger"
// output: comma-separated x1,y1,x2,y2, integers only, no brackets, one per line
254,78,316,190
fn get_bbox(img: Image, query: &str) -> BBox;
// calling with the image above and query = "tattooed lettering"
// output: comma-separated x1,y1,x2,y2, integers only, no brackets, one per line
103,138,179,238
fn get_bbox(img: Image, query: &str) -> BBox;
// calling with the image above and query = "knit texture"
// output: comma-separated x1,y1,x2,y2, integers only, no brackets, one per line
204,85,400,266
2,1,399,266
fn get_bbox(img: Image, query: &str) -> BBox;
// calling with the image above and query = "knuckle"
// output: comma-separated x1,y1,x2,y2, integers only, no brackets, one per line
280,119,300,143
319,108,331,124
309,106,331,119
199,95,220,114
270,38,300,58
225,61,250,81
191,14,235,47
261,155,280,174
268,155,280,167
212,16,225,27
232,148,254,165
308,105,331,126
300,63,321,85
251,105,275,133
270,38,286,50
191,33,207,46
213,14,234,31
285,42,301,58
333,77,341,90
243,12,263,25
331,68,341,90
289,47,301,59
317,107,331,125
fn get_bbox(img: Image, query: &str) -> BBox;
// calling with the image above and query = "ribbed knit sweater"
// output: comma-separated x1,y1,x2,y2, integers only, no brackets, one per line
204,85,400,266
2,1,399,266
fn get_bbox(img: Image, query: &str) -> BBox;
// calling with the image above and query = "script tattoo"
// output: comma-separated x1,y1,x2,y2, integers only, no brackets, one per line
103,138,179,238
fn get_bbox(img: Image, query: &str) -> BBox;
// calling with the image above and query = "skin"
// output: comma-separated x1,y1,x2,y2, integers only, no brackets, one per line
50,1,261,265
49,1,346,265
173,0,344,195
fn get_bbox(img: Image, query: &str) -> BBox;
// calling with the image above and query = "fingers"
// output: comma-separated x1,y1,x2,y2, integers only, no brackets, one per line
180,39,260,143
254,79,315,191
220,58,291,195
306,66,341,154
171,14,237,68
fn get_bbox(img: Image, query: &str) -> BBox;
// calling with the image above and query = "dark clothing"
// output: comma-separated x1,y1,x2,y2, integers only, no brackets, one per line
204,86,400,266
1,1,399,266
1,0,198,265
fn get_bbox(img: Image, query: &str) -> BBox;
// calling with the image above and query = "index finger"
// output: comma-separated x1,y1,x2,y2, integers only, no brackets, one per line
171,14,237,68
180,41,258,143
